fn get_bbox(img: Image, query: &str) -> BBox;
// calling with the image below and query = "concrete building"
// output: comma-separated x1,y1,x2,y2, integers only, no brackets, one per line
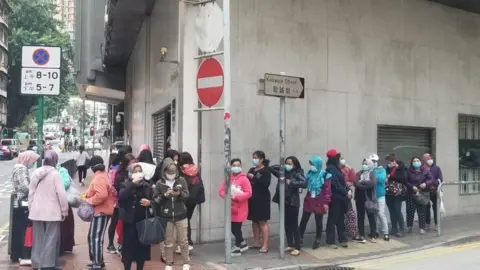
51,0,76,41
0,0,8,127
76,0,480,242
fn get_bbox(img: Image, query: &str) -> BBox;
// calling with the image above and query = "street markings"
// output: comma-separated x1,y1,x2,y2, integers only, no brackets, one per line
343,241,480,269
0,222,9,242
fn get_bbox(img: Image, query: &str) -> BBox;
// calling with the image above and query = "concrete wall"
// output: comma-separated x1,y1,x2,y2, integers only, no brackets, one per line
126,0,480,242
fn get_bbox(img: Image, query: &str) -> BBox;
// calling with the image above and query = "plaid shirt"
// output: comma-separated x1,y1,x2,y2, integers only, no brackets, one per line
11,165,30,200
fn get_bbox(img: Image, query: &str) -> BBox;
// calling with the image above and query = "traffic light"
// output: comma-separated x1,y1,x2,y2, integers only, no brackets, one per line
90,126,95,136
62,127,71,135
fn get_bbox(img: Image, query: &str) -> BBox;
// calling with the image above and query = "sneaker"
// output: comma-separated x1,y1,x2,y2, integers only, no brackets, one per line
165,266,173,270
370,237,377,243
290,249,300,256
117,244,123,255
384,235,390,241
231,246,242,256
420,229,426,234
339,242,348,248
19,259,32,266
176,246,181,254
239,241,249,252
395,232,404,238
189,245,194,251
87,262,106,269
182,264,191,270
312,240,320,250
353,236,367,243
328,244,338,249
285,246,294,252
107,245,117,254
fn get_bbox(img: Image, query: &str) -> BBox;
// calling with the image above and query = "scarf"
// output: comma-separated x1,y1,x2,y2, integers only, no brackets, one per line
306,156,325,198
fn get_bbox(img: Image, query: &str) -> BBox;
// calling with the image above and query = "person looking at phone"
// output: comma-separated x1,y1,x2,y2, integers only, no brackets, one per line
154,158,190,270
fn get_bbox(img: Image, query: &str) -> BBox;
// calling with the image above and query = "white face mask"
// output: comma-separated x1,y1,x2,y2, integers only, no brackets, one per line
132,172,144,179
166,173,176,180
426,159,434,166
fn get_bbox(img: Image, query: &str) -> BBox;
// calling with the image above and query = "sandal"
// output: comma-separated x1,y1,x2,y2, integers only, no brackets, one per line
290,249,300,256
259,247,269,253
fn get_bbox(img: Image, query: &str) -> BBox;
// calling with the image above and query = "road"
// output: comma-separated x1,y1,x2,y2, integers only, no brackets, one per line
0,151,78,244
343,241,480,269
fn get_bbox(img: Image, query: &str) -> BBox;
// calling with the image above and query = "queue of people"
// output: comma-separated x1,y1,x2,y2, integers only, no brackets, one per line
7,142,443,269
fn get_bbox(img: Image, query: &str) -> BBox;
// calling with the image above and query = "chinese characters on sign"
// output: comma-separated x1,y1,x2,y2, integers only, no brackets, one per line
21,68,61,96
264,73,305,99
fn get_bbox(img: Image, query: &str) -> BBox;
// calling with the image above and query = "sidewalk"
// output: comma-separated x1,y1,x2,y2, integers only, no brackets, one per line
1,172,480,269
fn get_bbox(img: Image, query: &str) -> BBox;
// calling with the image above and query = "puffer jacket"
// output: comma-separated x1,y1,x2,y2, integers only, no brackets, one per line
271,165,307,207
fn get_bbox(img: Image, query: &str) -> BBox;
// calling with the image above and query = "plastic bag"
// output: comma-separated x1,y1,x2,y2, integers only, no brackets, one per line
77,202,94,222
439,191,447,217
67,182,81,208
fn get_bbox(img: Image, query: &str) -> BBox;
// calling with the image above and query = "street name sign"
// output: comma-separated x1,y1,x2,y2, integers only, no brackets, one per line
264,73,305,99
21,46,62,96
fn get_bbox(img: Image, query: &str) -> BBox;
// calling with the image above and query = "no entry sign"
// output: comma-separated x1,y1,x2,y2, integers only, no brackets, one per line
196,58,224,107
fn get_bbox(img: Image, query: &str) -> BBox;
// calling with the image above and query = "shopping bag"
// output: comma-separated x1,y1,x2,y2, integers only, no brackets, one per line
24,226,33,248
136,210,167,245
439,191,447,218
77,202,94,222
67,182,82,208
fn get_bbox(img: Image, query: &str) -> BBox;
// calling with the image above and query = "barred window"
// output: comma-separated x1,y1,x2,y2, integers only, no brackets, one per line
458,114,480,194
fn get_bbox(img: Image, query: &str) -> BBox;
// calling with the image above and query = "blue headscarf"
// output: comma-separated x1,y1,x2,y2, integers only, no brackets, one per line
305,156,329,198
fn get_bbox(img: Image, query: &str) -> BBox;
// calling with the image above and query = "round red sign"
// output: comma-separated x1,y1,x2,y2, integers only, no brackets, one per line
196,58,224,108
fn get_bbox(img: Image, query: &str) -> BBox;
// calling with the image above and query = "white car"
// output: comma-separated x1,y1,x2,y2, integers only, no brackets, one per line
85,140,102,150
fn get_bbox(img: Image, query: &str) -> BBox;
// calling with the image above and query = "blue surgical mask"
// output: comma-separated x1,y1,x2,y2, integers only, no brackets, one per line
412,161,421,168
285,165,293,172
310,165,318,172
252,159,259,167
231,166,242,174
362,165,369,171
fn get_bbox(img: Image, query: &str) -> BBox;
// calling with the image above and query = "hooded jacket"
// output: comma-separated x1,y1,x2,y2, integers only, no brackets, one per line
406,166,434,193
28,166,68,222
303,157,332,215
218,171,252,222
373,166,387,198
271,165,307,207
180,164,205,205
154,158,189,221
85,170,115,216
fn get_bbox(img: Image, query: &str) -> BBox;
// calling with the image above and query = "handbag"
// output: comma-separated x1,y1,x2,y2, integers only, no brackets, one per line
24,226,33,248
386,181,406,197
365,188,379,214
77,202,95,222
412,191,430,206
66,181,81,208
136,209,167,245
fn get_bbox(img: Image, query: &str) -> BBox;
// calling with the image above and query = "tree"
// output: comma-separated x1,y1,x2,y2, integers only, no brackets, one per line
64,99,93,127
7,0,75,128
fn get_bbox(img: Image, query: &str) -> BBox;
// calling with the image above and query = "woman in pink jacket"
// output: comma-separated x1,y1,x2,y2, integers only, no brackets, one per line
219,158,252,256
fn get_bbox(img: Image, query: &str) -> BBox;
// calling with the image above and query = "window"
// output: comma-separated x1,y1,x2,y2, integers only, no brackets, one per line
458,114,480,194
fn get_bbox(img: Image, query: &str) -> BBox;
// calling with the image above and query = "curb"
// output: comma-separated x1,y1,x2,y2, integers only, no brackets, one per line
261,233,480,270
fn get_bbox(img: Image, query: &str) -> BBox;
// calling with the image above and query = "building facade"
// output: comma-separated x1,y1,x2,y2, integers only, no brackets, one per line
0,0,9,126
77,0,480,242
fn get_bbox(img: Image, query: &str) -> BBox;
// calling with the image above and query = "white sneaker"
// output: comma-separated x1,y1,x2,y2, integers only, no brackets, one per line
188,245,194,251
176,245,181,254
182,264,191,270
19,259,32,266
165,266,173,270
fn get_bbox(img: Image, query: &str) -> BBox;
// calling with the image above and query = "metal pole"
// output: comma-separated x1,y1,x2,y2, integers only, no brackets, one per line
279,72,286,259
111,105,115,143
437,181,442,237
223,0,232,264
81,98,85,145
36,96,44,168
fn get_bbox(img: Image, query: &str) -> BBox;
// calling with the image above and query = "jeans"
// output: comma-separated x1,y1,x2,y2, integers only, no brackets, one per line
376,197,389,235
186,204,196,245
165,219,189,266
426,192,438,226
326,199,347,245
231,222,244,247
299,211,324,240
77,165,87,182
284,205,301,250
108,208,119,246
386,195,405,234
355,199,377,237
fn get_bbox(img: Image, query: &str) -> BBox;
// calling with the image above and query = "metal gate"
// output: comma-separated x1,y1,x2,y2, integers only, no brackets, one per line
377,125,433,165
458,114,480,194
152,111,165,162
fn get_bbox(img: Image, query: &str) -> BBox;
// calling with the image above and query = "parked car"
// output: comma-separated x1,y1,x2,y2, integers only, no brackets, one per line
0,145,12,160
1,139,24,156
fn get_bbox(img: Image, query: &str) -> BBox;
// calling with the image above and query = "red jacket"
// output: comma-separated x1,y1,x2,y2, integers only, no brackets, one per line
218,172,252,222
341,166,356,187
302,179,332,215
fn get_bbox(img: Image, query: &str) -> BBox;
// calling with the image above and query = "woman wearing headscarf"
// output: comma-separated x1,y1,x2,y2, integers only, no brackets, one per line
151,149,179,185
325,149,350,249
272,156,306,256
137,144,155,165
9,151,39,265
28,150,69,270
299,156,331,250
84,155,115,269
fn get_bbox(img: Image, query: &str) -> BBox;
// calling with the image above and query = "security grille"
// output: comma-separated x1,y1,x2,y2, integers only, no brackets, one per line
377,125,433,166
152,111,165,162
458,114,480,194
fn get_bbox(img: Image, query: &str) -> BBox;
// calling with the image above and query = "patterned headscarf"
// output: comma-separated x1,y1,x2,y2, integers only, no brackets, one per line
43,150,59,167
17,150,40,165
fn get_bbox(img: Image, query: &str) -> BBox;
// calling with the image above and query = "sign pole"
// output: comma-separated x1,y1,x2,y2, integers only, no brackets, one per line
81,98,86,145
278,72,286,259
36,96,44,167
223,0,232,264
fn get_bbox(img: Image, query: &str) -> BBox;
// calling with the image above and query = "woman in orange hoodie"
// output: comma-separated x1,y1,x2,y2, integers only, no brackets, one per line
84,155,115,270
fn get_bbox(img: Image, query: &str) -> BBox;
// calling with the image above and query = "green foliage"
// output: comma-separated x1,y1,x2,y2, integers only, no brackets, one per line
7,0,75,127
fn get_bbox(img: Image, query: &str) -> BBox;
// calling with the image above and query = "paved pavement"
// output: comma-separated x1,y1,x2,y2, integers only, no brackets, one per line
343,241,480,269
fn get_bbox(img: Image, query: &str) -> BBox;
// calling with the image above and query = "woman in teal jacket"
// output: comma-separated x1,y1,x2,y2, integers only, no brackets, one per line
369,154,389,241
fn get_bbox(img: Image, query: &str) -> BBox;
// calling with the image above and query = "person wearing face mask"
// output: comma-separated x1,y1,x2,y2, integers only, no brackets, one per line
247,150,271,253
9,151,40,266
272,156,306,256
384,154,407,237
219,158,252,257
154,158,190,270
406,156,434,234
299,156,332,250
339,154,357,239
422,153,443,231
151,149,179,185
353,158,378,243
369,154,389,241
118,164,153,270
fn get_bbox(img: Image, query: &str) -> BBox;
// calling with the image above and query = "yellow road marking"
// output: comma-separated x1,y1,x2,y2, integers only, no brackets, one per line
345,242,480,268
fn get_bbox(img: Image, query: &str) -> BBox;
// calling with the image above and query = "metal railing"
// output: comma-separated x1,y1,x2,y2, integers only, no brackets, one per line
436,180,480,237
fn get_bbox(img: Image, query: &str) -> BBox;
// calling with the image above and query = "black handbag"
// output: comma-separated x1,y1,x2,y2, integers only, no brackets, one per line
136,209,167,245
412,191,430,206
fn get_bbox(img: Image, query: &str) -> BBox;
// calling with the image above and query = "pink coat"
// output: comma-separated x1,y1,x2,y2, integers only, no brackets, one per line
218,172,252,222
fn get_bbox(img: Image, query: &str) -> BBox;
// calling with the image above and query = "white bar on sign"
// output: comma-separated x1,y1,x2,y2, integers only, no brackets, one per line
197,76,223,89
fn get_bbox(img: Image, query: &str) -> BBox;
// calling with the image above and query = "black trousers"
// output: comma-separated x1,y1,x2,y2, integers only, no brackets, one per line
186,204,196,245
426,192,438,226
284,205,301,250
355,199,377,237
386,195,405,233
108,208,119,246
326,199,347,245
231,222,244,247
77,166,87,182
299,211,323,240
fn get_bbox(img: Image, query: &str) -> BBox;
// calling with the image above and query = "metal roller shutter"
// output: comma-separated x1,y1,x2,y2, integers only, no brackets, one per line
153,112,165,162
377,125,433,165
